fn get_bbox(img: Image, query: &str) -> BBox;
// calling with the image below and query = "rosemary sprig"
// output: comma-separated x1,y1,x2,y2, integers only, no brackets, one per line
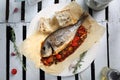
9,27,26,71
73,51,87,73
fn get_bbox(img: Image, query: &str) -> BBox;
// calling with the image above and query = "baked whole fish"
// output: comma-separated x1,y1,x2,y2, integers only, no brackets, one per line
41,12,88,66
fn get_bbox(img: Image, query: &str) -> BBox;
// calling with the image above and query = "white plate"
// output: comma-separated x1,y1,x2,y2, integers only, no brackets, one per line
27,3,104,76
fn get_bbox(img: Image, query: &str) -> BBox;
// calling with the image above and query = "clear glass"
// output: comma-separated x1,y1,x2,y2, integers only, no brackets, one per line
101,67,120,80
85,0,113,10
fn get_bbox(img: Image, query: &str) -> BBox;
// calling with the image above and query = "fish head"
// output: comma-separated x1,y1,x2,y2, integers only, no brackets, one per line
41,41,53,57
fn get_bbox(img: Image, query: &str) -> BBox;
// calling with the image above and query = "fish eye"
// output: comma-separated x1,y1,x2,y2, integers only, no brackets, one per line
42,46,46,50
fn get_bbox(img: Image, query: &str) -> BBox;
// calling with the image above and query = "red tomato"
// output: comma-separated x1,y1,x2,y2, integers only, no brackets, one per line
72,41,78,47
78,27,85,34
74,36,79,42
47,57,53,63
11,68,17,75
56,54,62,59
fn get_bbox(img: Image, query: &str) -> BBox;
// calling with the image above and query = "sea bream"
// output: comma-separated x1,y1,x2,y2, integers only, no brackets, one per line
41,12,88,58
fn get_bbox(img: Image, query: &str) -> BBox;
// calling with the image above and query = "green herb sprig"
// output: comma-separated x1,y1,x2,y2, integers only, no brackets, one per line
9,27,26,71
73,51,87,73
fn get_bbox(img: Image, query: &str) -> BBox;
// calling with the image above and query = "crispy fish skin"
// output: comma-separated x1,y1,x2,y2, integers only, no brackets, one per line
41,12,88,58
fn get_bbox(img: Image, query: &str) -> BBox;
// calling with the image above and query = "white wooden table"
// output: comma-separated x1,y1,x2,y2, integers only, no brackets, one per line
0,0,120,80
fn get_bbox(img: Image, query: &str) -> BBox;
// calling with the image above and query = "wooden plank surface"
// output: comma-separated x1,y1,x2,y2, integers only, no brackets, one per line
8,0,21,22
0,0,6,22
0,25,6,80
25,2,37,22
42,0,54,9
109,0,120,70
92,10,108,80
26,59,40,80
59,0,71,3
